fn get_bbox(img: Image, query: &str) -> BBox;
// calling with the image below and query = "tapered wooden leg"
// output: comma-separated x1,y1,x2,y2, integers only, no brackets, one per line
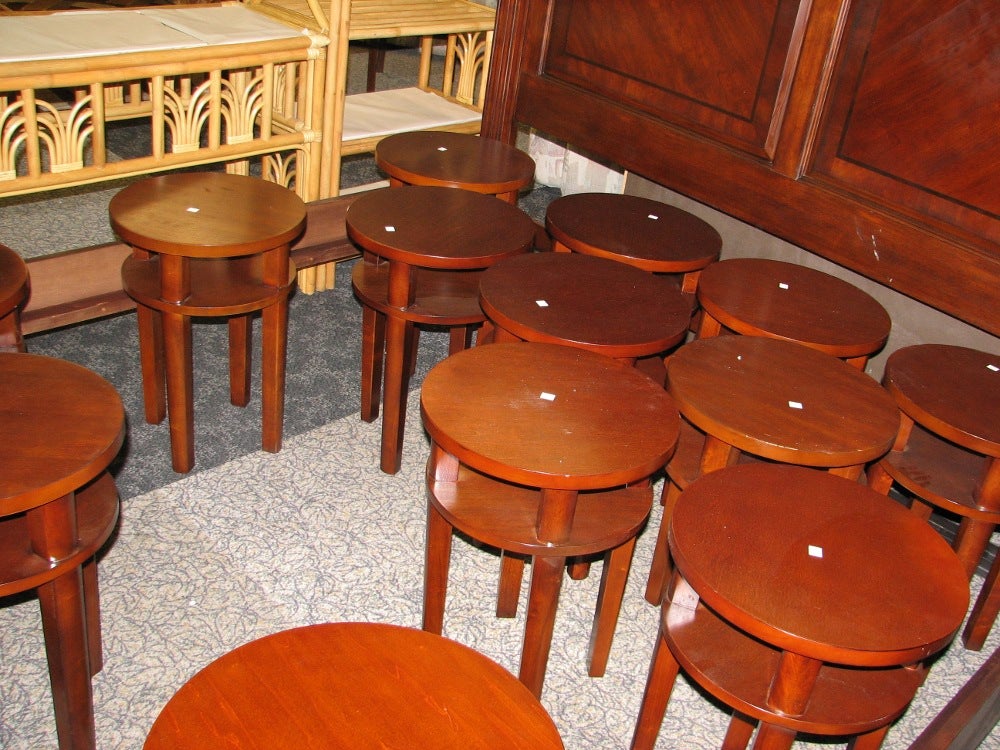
722,713,757,750
630,631,681,750
519,555,565,697
135,304,166,424
847,726,890,750
953,518,996,580
964,550,1000,650
163,310,194,473
750,724,797,750
229,314,252,407
82,559,102,676
588,537,636,676
423,503,454,635
0,309,25,352
261,300,289,454
360,306,385,422
646,481,682,605
380,314,411,474
497,551,525,617
449,325,474,354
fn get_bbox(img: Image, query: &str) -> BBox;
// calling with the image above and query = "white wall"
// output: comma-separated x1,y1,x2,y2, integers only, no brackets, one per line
626,173,1000,380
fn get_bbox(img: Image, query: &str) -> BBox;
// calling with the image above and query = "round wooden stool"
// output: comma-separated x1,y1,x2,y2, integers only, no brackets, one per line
375,130,536,204
631,464,969,750
867,343,1000,650
696,257,891,369
420,342,680,696
348,185,536,474
544,192,722,294
0,352,125,750
0,242,30,352
112,172,305,474
644,335,900,604
144,622,565,749
479,252,692,362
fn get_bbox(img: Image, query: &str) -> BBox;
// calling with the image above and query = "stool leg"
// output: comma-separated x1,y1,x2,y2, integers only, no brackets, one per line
380,313,412,474
750,724,796,750
136,304,166,424
645,480,681,605
360,306,385,422
449,325,474,354
28,494,97,750
722,713,757,750
82,558,103,676
496,551,525,617
0,309,26,352
630,630,682,750
847,726,890,750
163,310,195,473
261,300,288,454
588,536,637,677
423,503,454,635
228,314,252,408
953,519,995,580
519,554,565,697
963,550,1000,650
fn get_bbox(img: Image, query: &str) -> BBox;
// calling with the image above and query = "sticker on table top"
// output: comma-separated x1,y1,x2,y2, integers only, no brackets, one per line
808,545,823,558
778,282,789,289
536,300,549,307
988,364,999,372
437,146,448,151
384,226,395,232
648,214,659,220
186,206,200,213
788,400,803,409
539,392,556,401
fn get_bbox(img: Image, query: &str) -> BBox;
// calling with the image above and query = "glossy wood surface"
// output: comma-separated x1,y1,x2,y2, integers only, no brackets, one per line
544,193,722,274
696,257,891,362
666,335,898,468
420,342,680,489
482,0,1000,337
109,173,306,258
375,130,536,201
479,252,692,360
671,464,968,666
0,243,29,351
143,623,565,750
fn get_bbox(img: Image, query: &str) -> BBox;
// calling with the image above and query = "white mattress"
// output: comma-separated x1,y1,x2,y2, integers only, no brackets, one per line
0,5,306,64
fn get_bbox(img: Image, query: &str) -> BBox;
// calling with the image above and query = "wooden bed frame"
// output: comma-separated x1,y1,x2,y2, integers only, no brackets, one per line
480,0,999,340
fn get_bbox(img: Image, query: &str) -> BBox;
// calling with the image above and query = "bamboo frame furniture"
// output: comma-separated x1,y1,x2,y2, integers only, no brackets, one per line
0,3,328,202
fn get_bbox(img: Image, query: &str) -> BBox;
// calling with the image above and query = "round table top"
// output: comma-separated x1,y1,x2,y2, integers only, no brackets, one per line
883,344,1000,458
109,173,306,257
544,193,722,273
346,186,537,269
143,622,565,750
0,353,125,514
0,244,29,317
670,463,969,666
696,258,891,357
667,336,899,467
375,131,536,194
420,342,680,490
479,252,692,358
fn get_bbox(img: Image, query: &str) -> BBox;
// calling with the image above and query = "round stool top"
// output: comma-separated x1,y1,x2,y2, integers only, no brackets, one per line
545,193,722,273
667,335,899,467
421,342,679,490
671,463,968,666
479,252,692,358
346,186,536,269
883,344,1000,458
144,622,564,750
0,244,29,317
0,353,125,514
697,258,891,358
375,131,535,195
109,173,306,257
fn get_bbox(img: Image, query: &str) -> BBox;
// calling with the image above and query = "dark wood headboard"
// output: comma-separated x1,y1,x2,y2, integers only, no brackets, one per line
481,0,1000,338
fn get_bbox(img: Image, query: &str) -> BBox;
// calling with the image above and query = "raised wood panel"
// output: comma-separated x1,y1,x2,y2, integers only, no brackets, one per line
810,0,1000,247
543,0,806,159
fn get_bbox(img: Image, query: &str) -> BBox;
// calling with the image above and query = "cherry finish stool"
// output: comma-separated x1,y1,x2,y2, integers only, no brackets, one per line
632,464,969,750
545,192,722,295
867,344,1000,651
644,335,900,605
695,257,891,370
0,353,125,750
144,622,564,749
348,185,536,474
0,242,30,351
112,173,305,474
420,342,680,696
375,130,536,204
